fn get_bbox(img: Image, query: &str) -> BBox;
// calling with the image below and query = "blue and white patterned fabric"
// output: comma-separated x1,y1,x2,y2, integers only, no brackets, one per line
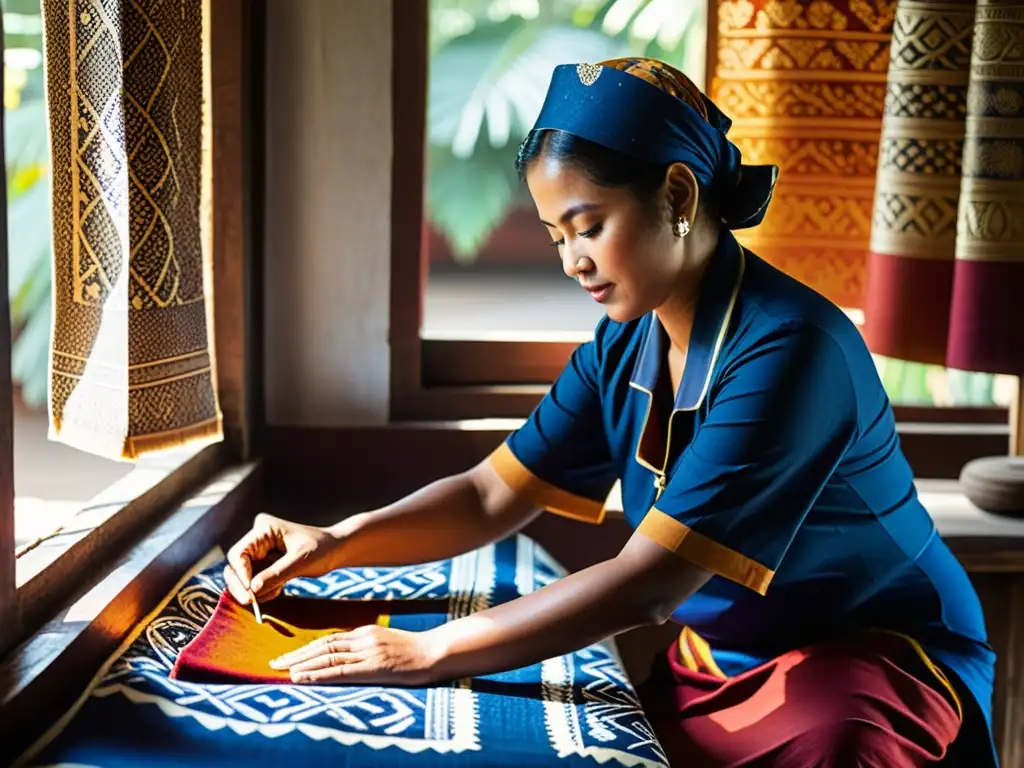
20,535,669,767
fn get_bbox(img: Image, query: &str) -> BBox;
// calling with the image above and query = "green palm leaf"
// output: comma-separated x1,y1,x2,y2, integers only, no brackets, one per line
429,20,629,157
425,0,706,261
427,143,518,261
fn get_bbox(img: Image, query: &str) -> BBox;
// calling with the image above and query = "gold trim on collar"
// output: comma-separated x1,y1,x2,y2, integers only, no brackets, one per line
629,247,747,499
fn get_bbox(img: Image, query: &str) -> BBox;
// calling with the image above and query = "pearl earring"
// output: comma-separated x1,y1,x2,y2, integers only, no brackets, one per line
673,216,690,238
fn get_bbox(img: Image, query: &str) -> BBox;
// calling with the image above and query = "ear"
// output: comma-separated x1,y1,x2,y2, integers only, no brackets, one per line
663,162,700,226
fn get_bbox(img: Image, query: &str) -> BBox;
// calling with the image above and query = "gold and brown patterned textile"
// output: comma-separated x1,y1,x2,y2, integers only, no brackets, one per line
862,0,977,365
946,0,1024,375
42,0,221,460
711,0,898,309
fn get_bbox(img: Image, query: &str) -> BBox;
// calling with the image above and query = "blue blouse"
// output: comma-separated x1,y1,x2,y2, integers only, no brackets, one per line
488,234,996,762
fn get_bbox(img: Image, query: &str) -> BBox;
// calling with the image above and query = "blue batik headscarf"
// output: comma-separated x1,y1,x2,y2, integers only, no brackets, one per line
524,58,778,230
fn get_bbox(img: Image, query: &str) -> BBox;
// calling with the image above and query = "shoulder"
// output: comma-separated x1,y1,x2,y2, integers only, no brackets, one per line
726,249,867,367
711,251,870,421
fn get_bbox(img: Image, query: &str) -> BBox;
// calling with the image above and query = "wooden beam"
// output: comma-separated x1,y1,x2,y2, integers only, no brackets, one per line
209,0,261,459
15,444,229,634
388,0,429,420
0,10,20,659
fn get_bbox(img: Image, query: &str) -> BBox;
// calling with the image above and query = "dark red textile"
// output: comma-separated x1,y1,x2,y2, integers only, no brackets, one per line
862,250,954,367
946,258,1024,376
638,631,962,768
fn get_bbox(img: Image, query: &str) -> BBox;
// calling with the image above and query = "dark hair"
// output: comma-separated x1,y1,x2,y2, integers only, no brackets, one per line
515,128,719,217
515,129,666,201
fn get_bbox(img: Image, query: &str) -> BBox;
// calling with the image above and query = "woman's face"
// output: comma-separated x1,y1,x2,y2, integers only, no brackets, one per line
525,155,685,324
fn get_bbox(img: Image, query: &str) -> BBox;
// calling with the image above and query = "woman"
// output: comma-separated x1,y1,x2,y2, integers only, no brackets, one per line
226,59,996,766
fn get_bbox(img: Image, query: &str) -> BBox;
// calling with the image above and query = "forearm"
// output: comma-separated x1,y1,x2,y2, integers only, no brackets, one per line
326,470,537,569
426,541,708,681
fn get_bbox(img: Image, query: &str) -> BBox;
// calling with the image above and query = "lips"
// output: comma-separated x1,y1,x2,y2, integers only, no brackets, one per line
583,283,614,303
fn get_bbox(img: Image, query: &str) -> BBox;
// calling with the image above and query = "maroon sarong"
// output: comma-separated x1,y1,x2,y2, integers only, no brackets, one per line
638,630,962,767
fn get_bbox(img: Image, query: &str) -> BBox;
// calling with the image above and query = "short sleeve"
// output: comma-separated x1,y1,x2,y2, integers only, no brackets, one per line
637,323,858,594
487,322,618,524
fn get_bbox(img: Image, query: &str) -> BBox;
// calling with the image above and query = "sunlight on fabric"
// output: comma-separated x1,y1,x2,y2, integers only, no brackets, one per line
52,268,131,459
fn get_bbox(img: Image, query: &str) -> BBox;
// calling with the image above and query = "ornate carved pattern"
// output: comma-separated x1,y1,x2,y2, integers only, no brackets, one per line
734,137,880,176
715,81,887,118
714,0,898,308
717,38,891,71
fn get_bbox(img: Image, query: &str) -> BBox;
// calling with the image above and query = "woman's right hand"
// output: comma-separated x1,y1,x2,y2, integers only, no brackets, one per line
223,513,341,604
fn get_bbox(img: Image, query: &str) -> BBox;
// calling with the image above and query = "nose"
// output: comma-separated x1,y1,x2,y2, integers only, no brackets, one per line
561,247,593,280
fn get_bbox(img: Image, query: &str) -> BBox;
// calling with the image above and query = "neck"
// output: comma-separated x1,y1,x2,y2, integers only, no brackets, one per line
655,225,721,353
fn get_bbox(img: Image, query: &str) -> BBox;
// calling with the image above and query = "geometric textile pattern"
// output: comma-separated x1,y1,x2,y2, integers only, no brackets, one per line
862,0,977,365
712,0,899,309
41,0,221,459
19,536,669,768
947,0,1024,374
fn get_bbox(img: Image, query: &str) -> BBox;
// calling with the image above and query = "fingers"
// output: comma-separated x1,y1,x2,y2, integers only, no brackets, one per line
225,514,287,603
291,660,377,685
261,583,284,603
226,526,263,591
249,550,301,599
270,632,352,669
288,651,362,674
223,563,251,605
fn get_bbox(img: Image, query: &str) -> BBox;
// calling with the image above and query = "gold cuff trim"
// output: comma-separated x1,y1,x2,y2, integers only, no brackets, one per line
638,509,774,595
488,443,607,524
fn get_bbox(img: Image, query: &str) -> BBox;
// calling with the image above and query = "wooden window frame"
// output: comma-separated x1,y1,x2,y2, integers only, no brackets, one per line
0,9,15,660
0,0,264,669
388,0,1010,478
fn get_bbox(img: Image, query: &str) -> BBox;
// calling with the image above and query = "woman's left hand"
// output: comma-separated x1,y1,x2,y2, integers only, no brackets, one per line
270,624,444,686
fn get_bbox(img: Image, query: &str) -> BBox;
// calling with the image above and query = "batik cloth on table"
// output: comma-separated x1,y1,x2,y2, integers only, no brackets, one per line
711,0,897,309
19,535,668,768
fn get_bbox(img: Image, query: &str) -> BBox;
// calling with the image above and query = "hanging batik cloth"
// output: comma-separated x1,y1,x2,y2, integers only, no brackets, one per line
863,0,977,365
946,0,1024,376
42,0,222,460
711,0,897,310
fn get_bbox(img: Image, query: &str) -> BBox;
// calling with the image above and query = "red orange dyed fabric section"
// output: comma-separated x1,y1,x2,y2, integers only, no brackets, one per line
171,592,389,684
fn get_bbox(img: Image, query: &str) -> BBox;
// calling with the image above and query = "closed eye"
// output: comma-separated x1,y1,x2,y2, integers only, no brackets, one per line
549,223,602,248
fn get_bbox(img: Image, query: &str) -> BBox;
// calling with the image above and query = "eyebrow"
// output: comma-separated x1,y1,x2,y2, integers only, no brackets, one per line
540,202,600,227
